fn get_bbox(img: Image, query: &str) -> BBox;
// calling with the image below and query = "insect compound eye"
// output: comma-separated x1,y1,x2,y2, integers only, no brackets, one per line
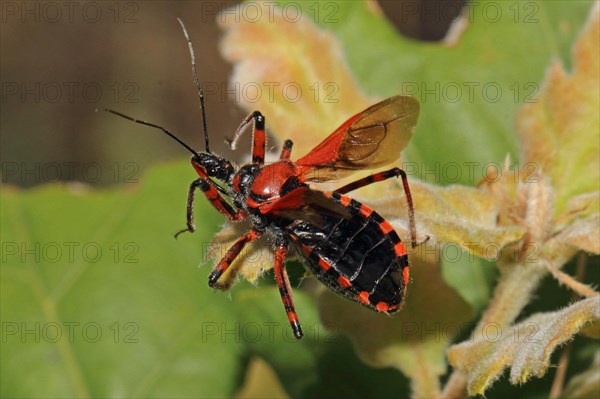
192,153,234,182
213,160,234,182
191,156,208,176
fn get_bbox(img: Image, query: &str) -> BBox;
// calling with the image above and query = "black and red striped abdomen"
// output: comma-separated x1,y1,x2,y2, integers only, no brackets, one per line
283,191,409,313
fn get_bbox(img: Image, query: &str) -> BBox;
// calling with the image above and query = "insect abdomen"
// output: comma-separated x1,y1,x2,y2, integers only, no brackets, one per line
287,191,409,313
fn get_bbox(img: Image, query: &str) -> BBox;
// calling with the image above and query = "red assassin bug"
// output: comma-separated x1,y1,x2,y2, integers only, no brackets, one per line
100,19,420,339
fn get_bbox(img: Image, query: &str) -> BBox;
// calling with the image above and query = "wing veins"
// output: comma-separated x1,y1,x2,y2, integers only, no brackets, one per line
357,237,388,284
312,217,345,252
332,218,370,276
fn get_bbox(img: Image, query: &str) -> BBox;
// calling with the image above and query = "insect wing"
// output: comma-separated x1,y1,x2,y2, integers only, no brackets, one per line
296,96,420,181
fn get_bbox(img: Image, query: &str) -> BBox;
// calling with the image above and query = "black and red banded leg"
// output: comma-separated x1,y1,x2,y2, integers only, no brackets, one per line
334,167,418,248
334,167,403,194
175,178,245,238
229,111,266,165
272,243,303,339
208,229,262,289
279,139,293,160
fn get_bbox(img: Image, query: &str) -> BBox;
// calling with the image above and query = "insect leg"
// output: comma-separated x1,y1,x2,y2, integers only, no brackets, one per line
272,243,303,339
228,111,266,165
175,178,245,239
334,168,418,248
334,168,403,194
208,229,262,288
279,139,293,160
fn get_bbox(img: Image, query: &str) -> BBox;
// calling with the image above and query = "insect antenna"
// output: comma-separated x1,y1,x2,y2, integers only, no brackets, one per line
177,18,211,154
97,108,200,157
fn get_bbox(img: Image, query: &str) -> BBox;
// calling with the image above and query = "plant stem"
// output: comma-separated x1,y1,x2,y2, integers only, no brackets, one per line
408,345,442,399
441,371,468,399
474,261,547,335
441,261,549,397
548,253,587,399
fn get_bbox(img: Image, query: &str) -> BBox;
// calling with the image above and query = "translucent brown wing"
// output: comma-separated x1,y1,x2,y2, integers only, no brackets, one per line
296,96,420,181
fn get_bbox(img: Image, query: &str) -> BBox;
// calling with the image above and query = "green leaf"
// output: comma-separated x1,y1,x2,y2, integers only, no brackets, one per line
232,285,411,399
516,4,600,216
447,295,600,395
218,2,596,397
231,287,324,396
441,249,498,313
1,162,245,398
244,0,591,185
321,1,593,184
317,258,471,398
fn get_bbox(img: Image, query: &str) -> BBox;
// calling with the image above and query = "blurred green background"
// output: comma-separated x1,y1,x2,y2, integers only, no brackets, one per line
2,1,598,398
